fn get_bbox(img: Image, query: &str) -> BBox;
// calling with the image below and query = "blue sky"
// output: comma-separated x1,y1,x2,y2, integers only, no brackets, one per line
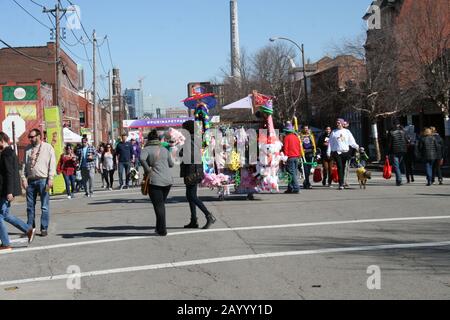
0,0,370,111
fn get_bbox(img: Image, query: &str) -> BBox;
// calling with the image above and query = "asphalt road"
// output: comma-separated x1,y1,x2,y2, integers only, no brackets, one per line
1,169,449,300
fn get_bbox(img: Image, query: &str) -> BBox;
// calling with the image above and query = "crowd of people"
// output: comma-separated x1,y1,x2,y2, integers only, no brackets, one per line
0,117,447,250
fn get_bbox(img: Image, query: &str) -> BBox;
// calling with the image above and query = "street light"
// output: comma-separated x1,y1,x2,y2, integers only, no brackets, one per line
270,36,311,123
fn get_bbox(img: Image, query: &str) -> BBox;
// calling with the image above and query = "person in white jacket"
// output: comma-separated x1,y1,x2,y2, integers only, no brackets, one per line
327,119,359,190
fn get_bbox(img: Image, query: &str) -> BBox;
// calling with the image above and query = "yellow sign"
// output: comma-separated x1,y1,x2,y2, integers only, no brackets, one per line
44,107,65,195
5,104,37,120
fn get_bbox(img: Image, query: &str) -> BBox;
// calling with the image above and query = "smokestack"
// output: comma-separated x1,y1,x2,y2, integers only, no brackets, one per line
230,0,241,79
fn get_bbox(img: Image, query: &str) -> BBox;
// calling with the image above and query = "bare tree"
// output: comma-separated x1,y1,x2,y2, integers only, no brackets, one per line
396,0,450,141
332,32,415,161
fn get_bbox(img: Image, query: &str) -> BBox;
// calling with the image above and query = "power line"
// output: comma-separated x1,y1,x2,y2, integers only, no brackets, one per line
12,0,51,29
106,36,114,68
81,37,94,71
97,43,108,74
0,38,56,64
60,40,91,62
29,0,44,8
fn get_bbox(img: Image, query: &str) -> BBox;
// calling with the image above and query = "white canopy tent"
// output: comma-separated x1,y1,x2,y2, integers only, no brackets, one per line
63,128,82,144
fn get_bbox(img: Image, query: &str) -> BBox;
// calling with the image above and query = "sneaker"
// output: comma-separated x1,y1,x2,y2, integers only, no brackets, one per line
108,188,113,191
27,228,36,244
41,230,48,237
67,195,72,199
339,186,345,190
0,246,12,252
120,185,124,190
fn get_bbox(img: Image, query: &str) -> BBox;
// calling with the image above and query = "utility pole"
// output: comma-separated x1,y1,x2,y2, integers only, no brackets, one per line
109,70,114,143
92,30,97,146
301,44,311,124
44,1,69,108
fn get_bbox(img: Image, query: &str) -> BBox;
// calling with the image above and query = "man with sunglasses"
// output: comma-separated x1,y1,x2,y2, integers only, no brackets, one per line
21,129,56,237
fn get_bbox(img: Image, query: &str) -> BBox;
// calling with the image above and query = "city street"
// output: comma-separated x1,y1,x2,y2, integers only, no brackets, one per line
1,169,449,300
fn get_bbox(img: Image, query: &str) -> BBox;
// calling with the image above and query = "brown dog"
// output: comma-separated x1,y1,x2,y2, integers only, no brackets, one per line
356,167,372,190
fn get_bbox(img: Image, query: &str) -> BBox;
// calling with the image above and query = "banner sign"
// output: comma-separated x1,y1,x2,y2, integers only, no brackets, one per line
2,86,38,102
5,104,37,120
44,107,65,195
123,117,194,128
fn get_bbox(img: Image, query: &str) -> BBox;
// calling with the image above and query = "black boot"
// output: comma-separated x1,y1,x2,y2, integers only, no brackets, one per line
202,214,217,230
184,219,199,229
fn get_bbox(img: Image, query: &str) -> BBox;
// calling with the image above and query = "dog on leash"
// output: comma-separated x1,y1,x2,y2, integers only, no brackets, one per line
129,168,140,188
356,167,372,190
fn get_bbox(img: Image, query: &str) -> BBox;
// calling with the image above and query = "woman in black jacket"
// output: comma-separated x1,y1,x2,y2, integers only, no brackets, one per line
180,121,216,230
0,132,35,251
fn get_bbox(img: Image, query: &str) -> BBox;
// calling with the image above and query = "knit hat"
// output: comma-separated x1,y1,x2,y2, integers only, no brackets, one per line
260,100,274,115
283,122,295,133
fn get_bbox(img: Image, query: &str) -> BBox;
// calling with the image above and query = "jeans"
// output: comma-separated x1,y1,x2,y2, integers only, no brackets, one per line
63,174,76,196
26,179,50,231
119,162,131,187
332,152,351,187
0,198,30,246
186,184,210,221
432,159,443,183
286,158,300,192
103,169,115,188
425,160,436,184
81,167,95,195
303,154,314,188
149,185,171,235
392,154,406,185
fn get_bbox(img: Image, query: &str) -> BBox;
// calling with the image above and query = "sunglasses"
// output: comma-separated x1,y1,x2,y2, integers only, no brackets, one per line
28,135,37,139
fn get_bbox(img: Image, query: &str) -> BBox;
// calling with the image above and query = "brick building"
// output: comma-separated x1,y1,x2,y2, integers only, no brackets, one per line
306,55,367,143
0,42,110,143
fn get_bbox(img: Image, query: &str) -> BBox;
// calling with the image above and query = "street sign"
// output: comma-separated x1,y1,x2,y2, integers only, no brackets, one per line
2,114,26,141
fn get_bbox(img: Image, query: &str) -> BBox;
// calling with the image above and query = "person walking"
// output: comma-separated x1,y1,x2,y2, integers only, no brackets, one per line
57,144,78,199
282,122,302,194
327,119,359,190
0,132,35,251
76,137,97,197
299,125,317,190
21,129,56,237
180,120,217,230
116,134,133,190
405,131,416,183
418,128,441,186
430,127,444,185
131,139,142,171
318,126,333,187
388,120,409,186
101,143,117,191
141,130,174,237
97,144,106,189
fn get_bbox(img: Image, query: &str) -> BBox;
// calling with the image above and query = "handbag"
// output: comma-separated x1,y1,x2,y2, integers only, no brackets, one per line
184,166,204,185
383,156,392,180
331,165,339,183
313,167,323,183
141,173,151,196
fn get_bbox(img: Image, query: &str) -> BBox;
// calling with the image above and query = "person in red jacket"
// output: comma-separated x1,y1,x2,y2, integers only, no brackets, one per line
282,122,302,194
57,144,78,199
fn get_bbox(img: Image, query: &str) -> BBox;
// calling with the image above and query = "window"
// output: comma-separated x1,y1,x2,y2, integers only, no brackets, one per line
79,111,86,126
